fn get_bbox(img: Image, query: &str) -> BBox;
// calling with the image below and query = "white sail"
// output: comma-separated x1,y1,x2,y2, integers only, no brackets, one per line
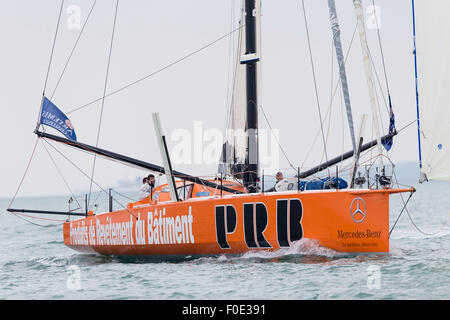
229,12,248,164
353,0,384,165
327,0,358,160
414,0,450,181
219,9,247,175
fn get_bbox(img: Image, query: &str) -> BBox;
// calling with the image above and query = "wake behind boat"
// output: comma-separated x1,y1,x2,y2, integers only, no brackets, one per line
8,0,449,256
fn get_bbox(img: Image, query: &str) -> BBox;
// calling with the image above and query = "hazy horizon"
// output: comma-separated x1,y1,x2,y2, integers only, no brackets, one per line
1,160,424,202
1,0,422,198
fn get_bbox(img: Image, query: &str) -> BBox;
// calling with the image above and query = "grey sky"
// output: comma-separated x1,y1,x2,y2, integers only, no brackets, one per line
0,0,419,198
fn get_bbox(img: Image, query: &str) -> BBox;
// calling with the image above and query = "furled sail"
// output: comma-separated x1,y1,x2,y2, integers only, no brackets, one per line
353,0,384,163
219,12,247,177
413,0,450,181
219,1,261,180
327,0,358,161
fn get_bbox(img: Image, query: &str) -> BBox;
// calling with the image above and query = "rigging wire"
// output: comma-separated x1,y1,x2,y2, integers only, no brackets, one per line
370,0,394,154
365,153,447,237
371,0,391,95
89,190,104,213
364,44,391,137
41,140,84,212
7,137,40,210
42,139,139,220
300,23,358,171
35,0,65,131
259,105,296,172
354,151,446,238
111,189,137,203
248,1,294,178
404,202,447,236
296,118,417,180
6,211,66,227
389,191,414,237
224,21,243,156
5,137,67,226
224,0,236,121
397,118,418,134
220,0,239,173
50,0,97,101
391,165,444,237
322,38,335,163
371,64,386,134
7,1,67,227
367,47,389,113
88,0,120,209
339,78,345,160
66,24,246,115
300,0,330,177
42,0,65,96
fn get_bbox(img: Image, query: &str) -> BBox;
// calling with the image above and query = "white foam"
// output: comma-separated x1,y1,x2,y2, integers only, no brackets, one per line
239,238,344,259
390,228,450,240
388,243,405,257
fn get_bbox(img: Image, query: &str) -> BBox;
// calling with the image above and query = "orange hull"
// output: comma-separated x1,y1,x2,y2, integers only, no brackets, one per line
63,189,412,255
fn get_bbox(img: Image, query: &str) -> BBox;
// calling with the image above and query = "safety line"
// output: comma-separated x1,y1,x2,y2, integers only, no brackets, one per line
66,25,245,115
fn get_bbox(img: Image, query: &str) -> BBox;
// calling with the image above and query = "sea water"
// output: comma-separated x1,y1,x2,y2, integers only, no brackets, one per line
0,182,449,300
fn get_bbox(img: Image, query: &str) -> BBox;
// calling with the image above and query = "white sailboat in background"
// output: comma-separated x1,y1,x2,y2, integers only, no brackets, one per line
413,0,450,183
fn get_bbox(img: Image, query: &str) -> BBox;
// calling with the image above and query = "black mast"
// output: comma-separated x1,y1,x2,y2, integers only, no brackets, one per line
243,0,259,193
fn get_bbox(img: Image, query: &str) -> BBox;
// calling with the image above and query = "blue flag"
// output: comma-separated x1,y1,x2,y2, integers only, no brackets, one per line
381,106,395,151
40,97,77,141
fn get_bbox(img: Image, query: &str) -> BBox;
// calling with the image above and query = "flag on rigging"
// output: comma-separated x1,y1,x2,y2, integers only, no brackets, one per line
381,106,395,151
39,96,77,141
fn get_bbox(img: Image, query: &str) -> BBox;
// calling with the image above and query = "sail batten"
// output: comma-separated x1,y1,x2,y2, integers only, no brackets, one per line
414,0,450,181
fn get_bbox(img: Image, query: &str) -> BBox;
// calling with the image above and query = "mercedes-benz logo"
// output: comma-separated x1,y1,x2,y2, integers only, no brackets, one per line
350,197,367,223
